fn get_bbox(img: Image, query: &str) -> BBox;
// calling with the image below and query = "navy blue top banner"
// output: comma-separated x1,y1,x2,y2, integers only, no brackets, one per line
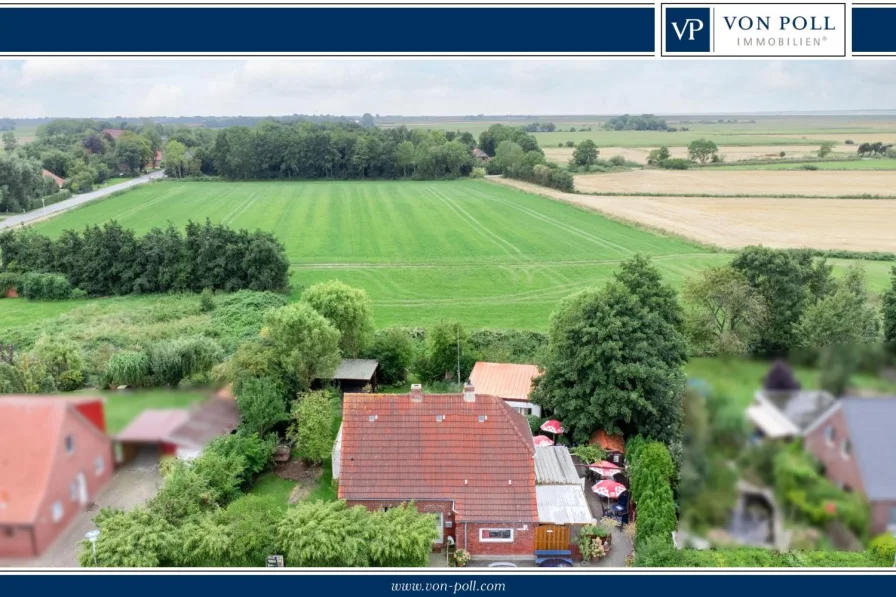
853,6,896,53
0,7,655,55
1,572,895,596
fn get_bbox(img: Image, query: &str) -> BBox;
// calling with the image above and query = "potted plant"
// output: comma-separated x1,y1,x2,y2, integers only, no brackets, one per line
452,548,471,568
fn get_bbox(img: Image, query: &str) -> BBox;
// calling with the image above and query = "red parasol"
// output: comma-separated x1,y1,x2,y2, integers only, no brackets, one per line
540,420,564,435
533,435,554,447
588,460,622,478
591,480,627,499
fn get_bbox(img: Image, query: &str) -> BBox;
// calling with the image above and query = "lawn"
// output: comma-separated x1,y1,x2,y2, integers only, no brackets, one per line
79,388,207,434
685,357,896,408
29,179,726,329
711,159,896,171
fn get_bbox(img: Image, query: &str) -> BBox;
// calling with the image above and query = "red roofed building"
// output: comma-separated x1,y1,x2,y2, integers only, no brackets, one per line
335,383,538,558
589,430,626,466
0,396,113,558
41,169,65,189
469,361,542,417
101,128,126,141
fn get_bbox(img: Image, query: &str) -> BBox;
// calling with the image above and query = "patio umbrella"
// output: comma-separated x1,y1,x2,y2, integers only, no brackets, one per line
540,420,564,441
533,435,554,447
591,479,627,509
588,460,621,478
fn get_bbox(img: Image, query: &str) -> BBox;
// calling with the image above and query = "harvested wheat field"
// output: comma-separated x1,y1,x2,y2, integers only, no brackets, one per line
543,145,845,165
574,169,896,197
488,177,896,253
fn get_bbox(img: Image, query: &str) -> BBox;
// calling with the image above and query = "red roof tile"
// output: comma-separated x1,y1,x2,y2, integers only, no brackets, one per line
338,392,537,523
469,362,541,401
589,430,626,453
0,396,107,524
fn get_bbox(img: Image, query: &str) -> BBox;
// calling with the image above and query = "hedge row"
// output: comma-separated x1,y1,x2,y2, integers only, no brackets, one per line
0,271,84,300
27,189,72,211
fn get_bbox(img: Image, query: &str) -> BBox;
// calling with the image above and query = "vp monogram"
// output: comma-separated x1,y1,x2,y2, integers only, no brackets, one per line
671,18,705,41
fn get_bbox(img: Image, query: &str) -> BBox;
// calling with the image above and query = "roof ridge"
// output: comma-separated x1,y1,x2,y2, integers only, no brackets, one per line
495,398,535,456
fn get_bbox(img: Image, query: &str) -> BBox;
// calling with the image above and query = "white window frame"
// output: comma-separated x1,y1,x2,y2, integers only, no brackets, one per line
95,456,104,475
69,480,78,502
51,501,64,523
479,528,514,543
824,425,835,446
841,438,851,459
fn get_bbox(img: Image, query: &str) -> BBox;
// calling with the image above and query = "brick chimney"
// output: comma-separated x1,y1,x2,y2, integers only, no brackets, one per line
463,381,475,403
410,383,423,403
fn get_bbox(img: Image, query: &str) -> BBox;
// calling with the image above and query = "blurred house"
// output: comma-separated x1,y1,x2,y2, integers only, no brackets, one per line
335,383,538,557
472,148,490,162
746,389,836,441
162,395,240,460
804,397,896,535
469,361,542,416
115,409,191,464
0,396,113,558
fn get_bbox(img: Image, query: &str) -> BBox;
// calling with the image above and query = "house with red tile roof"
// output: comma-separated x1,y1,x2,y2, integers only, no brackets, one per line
101,128,126,141
335,383,538,558
41,169,65,189
0,396,113,558
469,361,542,417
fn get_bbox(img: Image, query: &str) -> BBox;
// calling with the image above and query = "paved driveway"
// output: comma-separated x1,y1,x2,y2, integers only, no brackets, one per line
0,456,163,568
0,171,165,230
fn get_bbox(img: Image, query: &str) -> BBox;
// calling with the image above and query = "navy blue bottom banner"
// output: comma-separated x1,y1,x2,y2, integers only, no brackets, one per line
0,573,894,595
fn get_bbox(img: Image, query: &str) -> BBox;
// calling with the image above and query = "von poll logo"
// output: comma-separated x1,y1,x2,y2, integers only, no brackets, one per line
666,7,710,52
662,3,846,57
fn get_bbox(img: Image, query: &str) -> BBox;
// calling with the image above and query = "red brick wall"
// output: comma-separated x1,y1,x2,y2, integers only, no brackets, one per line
0,526,36,558
458,522,536,557
805,409,866,493
871,500,896,536
28,410,113,557
347,499,455,550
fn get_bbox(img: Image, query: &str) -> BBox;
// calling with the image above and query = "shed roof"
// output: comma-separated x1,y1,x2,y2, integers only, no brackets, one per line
536,485,595,525
330,359,379,381
759,389,836,433
469,362,540,401
338,390,537,522
589,430,626,453
747,403,798,439
164,396,239,450
839,397,896,500
534,446,581,485
116,409,190,443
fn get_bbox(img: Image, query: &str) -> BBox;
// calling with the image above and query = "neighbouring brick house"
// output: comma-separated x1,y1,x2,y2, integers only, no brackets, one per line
0,396,113,558
804,397,896,536
469,361,542,416
334,383,538,558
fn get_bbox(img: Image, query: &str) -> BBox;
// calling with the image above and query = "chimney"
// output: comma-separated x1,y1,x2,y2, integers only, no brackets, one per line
410,384,423,403
463,381,475,403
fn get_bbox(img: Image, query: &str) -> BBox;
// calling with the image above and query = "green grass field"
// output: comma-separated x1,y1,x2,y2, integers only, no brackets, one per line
712,159,896,171
30,179,731,329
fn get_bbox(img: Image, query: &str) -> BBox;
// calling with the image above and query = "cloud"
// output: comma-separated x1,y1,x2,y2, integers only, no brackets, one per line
0,60,891,118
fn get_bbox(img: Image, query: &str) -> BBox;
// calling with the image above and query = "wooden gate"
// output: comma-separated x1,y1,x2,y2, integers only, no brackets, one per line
535,525,569,551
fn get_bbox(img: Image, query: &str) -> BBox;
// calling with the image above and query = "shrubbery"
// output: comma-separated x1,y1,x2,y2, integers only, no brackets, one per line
659,158,691,170
635,538,888,567
368,327,414,386
0,219,290,296
20,272,75,300
103,336,224,388
627,437,677,550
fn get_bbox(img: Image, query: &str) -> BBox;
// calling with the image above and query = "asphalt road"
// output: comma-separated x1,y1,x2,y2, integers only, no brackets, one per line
0,170,165,230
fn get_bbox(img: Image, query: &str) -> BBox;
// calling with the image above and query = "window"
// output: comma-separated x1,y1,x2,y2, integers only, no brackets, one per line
841,438,851,458
64,435,75,454
51,501,64,523
69,480,78,502
2,527,13,538
514,407,532,416
95,456,104,475
479,528,513,542
434,513,444,544
824,425,835,446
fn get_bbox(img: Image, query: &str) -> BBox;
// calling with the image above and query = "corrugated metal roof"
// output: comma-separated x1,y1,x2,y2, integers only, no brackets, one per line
536,485,595,525
534,446,581,485
330,359,379,381
841,397,896,500
469,362,541,401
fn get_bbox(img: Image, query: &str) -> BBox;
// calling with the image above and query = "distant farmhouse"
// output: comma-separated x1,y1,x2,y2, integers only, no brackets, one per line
469,361,542,416
472,148,490,162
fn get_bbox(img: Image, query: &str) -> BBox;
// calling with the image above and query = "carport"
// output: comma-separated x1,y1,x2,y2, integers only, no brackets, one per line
115,409,190,464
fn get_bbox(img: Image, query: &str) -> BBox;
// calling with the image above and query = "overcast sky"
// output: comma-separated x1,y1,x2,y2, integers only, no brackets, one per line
1,60,894,118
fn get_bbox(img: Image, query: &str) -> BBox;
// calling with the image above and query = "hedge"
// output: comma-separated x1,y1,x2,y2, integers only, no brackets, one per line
20,272,76,300
636,538,888,567
27,189,72,212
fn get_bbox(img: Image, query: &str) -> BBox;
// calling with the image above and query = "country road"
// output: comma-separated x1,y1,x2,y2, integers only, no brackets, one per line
0,170,165,230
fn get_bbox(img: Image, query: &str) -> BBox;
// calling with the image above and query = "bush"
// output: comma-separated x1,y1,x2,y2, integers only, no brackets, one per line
608,155,627,167
845,139,855,145
104,351,151,387
149,336,225,387
0,272,21,294
659,158,690,170
468,328,547,363
870,533,896,565
212,290,289,349
799,164,819,170
289,390,338,464
199,288,215,313
470,167,486,179
369,327,414,386
565,141,575,148
526,415,544,435
21,272,73,300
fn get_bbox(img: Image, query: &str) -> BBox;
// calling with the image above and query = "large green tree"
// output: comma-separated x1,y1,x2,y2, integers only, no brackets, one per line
683,266,767,356
572,139,598,167
882,266,896,343
687,138,719,163
115,132,153,174
289,390,337,464
235,375,289,437
532,280,687,445
794,264,880,348
263,302,341,390
302,280,374,358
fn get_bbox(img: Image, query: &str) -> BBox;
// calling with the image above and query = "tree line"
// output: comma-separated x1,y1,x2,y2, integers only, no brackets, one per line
603,114,669,131
0,220,290,296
